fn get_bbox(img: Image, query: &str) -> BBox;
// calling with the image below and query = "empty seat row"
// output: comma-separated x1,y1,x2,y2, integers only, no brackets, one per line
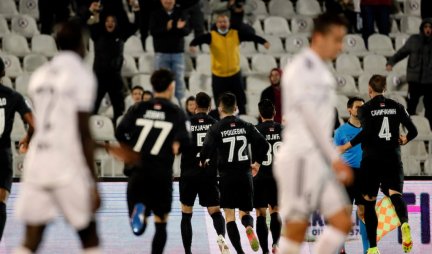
252,0,321,20
2,33,58,57
0,53,48,78
0,14,39,38
0,0,39,19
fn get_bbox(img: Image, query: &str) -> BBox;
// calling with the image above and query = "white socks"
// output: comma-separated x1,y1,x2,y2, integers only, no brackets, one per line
313,226,347,254
278,236,301,254
13,247,32,254
82,247,102,254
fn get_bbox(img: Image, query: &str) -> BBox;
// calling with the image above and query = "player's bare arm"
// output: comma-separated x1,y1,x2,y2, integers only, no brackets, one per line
18,112,35,153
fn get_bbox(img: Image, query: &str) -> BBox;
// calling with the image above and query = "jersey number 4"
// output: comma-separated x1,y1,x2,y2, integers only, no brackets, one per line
134,118,173,155
379,116,392,141
222,136,248,162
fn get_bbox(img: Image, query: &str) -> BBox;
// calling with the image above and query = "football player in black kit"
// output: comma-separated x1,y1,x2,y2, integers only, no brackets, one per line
0,58,34,241
200,93,269,254
339,75,418,254
179,92,230,254
253,100,282,254
113,69,190,254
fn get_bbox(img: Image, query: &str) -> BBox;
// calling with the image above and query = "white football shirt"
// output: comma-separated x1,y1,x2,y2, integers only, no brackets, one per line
23,51,96,187
279,48,339,164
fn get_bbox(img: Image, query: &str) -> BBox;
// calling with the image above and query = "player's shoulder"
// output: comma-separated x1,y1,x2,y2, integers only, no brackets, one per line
190,113,217,124
0,84,15,96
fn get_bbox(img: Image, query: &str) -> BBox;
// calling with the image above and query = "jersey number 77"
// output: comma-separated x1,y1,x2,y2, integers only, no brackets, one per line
133,118,173,155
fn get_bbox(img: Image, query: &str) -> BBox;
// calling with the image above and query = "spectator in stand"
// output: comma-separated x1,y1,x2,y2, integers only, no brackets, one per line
210,0,256,34
88,1,140,124
360,0,391,47
260,68,282,123
190,14,270,114
178,0,206,37
325,0,358,33
137,0,160,50
386,18,432,128
150,0,189,105
131,86,145,104
185,96,197,117
143,90,154,102
422,0,432,19
39,0,70,34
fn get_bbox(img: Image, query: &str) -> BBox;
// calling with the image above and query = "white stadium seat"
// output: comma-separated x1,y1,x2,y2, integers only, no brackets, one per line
19,0,39,20
121,54,138,77
184,54,194,76
394,33,410,50
138,53,154,74
124,35,144,58
401,141,428,161
342,34,368,56
0,54,23,78
334,74,359,97
246,76,268,117
290,16,313,35
389,19,400,37
263,17,290,37
23,54,48,73
285,35,309,54
31,34,58,57
404,0,421,16
357,72,376,95
0,0,19,19
387,93,407,108
251,54,277,74
2,33,31,57
410,115,432,137
90,115,116,141
424,158,432,176
335,54,363,77
251,0,268,20
280,54,293,68
258,36,285,55
400,16,422,34
1,76,13,89
368,34,395,57
131,74,152,91
239,115,258,125
336,95,350,119
296,0,322,16
195,54,211,75
145,36,154,52
386,72,408,96
268,0,295,19
188,72,213,98
240,42,257,57
402,156,421,176
363,54,387,74
84,52,94,70
252,20,264,35
240,55,251,76
11,15,39,38
393,58,408,76
0,16,10,38
15,74,31,96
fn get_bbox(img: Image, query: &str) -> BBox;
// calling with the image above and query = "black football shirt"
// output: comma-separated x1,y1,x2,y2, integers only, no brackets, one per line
255,120,282,178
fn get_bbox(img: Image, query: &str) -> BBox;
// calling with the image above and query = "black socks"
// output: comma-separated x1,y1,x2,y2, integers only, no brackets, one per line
256,216,269,253
390,194,409,224
152,222,167,254
364,200,378,248
211,212,226,236
0,202,5,241
181,212,193,254
270,212,281,246
227,221,244,254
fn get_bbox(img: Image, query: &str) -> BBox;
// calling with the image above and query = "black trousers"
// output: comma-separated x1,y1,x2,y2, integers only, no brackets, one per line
182,1,205,37
93,71,125,123
212,72,246,115
138,0,159,50
407,83,432,128
38,0,70,34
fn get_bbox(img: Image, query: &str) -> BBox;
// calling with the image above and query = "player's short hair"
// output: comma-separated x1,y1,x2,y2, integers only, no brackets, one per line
131,86,144,93
258,99,275,119
347,97,365,108
218,92,237,113
55,18,85,51
368,74,387,93
195,92,211,109
150,69,175,92
312,12,348,35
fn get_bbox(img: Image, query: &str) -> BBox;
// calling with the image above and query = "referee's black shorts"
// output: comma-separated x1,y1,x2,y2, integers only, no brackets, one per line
0,148,13,193
360,154,404,198
179,174,220,207
219,173,253,212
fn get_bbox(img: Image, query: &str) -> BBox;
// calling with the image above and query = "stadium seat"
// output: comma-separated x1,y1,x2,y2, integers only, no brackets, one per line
89,38,94,52
11,15,39,38
263,17,290,37
342,34,368,57
31,34,58,57
400,16,422,34
296,0,322,16
195,54,211,75
23,54,48,73
386,71,408,96
184,35,194,52
334,74,358,97
19,0,39,20
335,54,363,77
200,43,210,54
124,35,145,58
424,158,432,176
268,0,295,19
172,155,181,178
252,20,264,35
290,16,313,35
363,54,387,74
2,33,31,57
393,58,408,77
131,74,152,91
84,52,94,70
357,72,376,95
252,0,268,20
368,34,395,57
188,72,213,98
251,54,277,74
258,36,285,55
138,53,154,74
389,19,400,38
280,54,293,68
404,0,421,16
90,115,116,141
387,93,407,108
184,54,194,76
121,54,138,77
410,115,432,137
394,33,410,50
402,156,421,176
240,55,251,75
0,0,19,19
336,95,350,119
145,36,154,52
246,76,268,117
325,61,335,73
0,54,23,78
401,140,428,162
0,16,10,38
1,76,13,89
15,74,31,96
239,42,257,57
239,115,258,125
285,35,309,54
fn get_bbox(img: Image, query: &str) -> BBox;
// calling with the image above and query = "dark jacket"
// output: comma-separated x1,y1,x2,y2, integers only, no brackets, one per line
387,18,432,84
150,7,190,53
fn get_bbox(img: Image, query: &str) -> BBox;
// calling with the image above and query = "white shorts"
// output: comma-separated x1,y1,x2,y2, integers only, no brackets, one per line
274,149,349,222
15,170,94,230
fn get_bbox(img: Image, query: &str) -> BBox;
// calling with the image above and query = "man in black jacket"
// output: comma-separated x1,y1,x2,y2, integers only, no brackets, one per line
260,68,282,123
150,0,190,105
386,18,432,127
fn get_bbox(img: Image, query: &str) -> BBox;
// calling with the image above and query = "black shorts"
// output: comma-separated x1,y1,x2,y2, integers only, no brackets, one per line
219,173,253,211
345,168,363,205
253,176,278,209
179,175,220,207
360,155,404,198
0,149,13,193
127,171,173,218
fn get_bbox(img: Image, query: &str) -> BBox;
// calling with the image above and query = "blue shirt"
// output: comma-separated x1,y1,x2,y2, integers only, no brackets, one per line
334,122,362,169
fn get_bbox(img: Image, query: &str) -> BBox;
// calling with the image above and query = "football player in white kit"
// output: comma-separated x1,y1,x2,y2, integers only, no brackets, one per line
14,20,101,254
274,13,353,254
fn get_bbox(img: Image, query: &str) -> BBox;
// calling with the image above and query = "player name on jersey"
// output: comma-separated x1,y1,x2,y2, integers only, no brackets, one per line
143,110,165,120
191,124,211,132
0,98,6,106
265,134,281,141
221,128,247,137
371,108,397,116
